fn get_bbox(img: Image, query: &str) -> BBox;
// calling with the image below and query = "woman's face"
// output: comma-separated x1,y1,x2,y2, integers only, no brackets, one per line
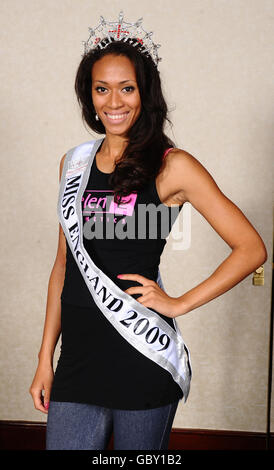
91,54,142,137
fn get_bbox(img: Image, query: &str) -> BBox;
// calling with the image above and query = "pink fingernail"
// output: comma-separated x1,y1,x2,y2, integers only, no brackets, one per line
117,275,123,278
44,402,49,409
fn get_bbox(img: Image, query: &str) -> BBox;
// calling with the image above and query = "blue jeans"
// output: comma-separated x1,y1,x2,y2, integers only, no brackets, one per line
46,400,179,450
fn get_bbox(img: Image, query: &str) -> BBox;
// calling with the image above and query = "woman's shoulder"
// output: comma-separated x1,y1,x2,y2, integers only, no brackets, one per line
59,153,67,180
159,146,215,202
164,146,198,163
162,147,203,175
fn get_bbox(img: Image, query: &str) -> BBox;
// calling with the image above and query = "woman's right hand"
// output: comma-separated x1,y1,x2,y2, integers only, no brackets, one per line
29,362,54,414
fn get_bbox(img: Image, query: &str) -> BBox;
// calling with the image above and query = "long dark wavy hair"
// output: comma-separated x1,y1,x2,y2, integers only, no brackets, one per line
75,38,175,203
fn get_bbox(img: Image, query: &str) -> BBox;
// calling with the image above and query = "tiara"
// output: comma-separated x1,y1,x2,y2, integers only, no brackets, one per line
82,10,162,67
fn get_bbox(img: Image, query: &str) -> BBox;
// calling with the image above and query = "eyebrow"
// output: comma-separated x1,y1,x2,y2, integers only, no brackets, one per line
94,80,136,84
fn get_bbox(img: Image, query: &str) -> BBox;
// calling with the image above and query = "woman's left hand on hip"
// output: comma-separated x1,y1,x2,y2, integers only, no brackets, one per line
117,273,181,318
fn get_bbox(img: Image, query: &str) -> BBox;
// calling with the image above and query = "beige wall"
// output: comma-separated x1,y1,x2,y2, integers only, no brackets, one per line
0,0,273,433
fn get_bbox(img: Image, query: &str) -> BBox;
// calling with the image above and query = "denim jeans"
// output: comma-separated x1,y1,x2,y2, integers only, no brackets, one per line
46,400,179,450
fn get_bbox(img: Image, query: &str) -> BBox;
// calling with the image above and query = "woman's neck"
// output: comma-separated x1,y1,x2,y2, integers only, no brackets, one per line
99,134,128,163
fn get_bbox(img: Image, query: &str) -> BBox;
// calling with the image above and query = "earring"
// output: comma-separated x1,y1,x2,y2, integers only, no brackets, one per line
95,113,99,121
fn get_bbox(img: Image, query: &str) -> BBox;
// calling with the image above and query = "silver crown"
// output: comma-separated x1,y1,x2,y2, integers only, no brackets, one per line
82,10,162,67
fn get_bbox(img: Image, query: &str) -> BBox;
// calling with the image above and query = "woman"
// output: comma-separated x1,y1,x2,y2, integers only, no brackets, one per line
29,15,267,451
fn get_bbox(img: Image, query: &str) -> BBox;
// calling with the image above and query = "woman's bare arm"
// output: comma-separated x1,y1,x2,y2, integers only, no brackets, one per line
37,223,66,365
29,154,67,413
169,150,268,316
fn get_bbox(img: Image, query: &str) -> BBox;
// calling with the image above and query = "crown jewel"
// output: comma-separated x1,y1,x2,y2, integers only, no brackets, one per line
82,10,162,66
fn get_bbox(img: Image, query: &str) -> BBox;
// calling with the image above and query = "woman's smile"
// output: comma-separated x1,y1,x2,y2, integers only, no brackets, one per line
104,111,130,124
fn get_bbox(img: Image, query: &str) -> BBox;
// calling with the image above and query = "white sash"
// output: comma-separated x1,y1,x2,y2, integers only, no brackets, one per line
57,138,192,402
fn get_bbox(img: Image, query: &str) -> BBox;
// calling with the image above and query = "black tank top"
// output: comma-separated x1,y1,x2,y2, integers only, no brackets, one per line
51,141,184,409
61,141,182,316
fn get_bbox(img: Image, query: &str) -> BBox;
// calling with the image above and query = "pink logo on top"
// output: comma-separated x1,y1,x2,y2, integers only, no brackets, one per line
82,190,137,216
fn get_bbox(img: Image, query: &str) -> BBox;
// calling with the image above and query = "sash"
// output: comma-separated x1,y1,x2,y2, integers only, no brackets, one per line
57,138,192,402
